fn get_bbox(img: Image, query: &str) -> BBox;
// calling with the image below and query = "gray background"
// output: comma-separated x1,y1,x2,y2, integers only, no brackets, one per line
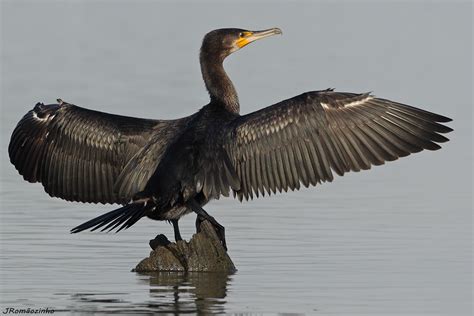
1,0,472,314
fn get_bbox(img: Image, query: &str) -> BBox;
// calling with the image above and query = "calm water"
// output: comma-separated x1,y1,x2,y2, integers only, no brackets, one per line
1,1,472,315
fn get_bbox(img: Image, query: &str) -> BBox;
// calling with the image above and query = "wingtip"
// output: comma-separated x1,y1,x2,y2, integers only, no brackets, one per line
443,125,454,133
440,116,453,123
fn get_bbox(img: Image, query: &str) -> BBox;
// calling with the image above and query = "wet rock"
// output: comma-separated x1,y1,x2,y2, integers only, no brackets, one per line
133,220,236,273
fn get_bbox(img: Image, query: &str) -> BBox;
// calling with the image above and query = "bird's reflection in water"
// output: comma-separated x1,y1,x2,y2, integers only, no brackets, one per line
138,271,232,314
68,272,231,314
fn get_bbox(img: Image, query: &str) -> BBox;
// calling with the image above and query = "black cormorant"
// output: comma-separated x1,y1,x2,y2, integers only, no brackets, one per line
8,28,452,250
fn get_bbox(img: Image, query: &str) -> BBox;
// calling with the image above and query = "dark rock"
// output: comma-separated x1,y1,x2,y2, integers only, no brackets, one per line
133,220,236,273
149,234,171,249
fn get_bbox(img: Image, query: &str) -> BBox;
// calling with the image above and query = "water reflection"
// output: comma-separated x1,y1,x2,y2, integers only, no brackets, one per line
68,272,231,314
2,2,469,315
143,271,231,314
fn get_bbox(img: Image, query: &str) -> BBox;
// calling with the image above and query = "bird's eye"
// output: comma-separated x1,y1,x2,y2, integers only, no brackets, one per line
239,32,244,38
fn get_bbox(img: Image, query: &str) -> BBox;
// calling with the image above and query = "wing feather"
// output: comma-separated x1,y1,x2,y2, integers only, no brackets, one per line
9,101,187,204
224,90,452,200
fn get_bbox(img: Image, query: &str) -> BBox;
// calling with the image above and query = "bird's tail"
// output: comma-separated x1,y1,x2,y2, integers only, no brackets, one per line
70,202,149,234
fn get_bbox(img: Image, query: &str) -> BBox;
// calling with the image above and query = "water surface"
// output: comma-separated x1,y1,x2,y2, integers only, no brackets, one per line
1,1,472,315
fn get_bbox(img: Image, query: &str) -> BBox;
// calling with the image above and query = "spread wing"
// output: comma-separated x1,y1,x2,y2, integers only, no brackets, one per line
8,100,186,204
224,90,453,201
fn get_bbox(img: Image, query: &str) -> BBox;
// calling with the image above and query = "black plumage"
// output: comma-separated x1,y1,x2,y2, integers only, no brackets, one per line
8,28,452,250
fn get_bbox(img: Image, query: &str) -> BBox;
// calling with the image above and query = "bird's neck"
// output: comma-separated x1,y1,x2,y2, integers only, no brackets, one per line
200,54,240,114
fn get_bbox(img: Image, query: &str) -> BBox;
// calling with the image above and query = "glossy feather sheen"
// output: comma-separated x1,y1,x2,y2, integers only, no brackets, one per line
8,29,453,234
8,90,452,232
8,101,188,204
225,90,452,201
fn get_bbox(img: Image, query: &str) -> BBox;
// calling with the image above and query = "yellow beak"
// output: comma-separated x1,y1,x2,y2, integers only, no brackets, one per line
236,28,282,48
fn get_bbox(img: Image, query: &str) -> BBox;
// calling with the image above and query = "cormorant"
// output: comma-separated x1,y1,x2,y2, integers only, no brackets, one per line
8,28,452,250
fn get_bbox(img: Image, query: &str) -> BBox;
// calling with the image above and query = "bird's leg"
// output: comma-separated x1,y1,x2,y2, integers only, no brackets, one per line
195,215,204,233
189,200,227,251
171,219,183,242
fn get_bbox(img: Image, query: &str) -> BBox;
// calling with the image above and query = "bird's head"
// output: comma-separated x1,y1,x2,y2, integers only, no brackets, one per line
201,28,282,61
